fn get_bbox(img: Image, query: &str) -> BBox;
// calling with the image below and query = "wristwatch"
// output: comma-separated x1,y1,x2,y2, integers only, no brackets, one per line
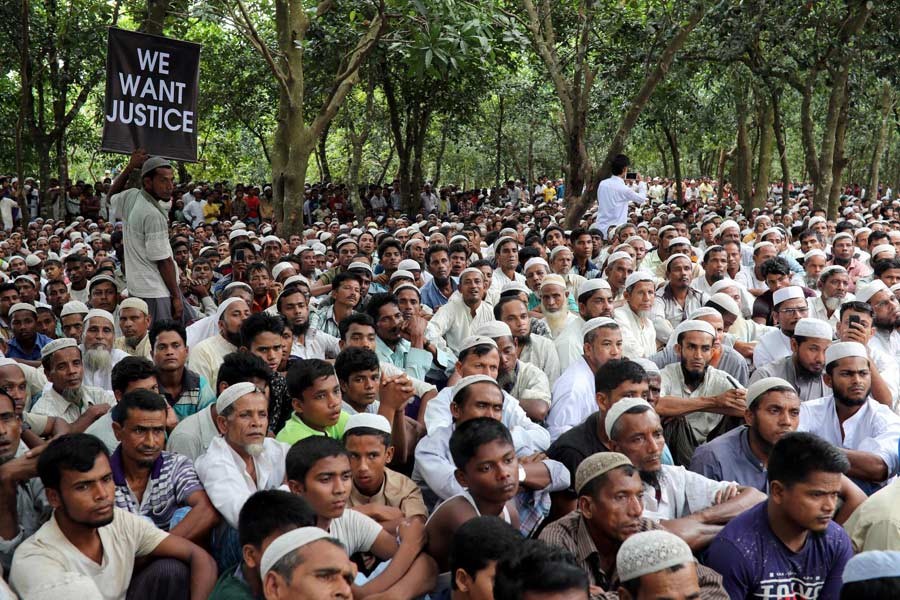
518,465,527,483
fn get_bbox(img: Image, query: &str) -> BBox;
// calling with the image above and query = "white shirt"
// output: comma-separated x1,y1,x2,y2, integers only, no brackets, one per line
641,464,734,521
81,347,128,391
519,334,562,385
871,328,900,365
799,395,900,477
511,360,552,407
195,435,290,528
327,509,383,555
546,357,596,441
30,383,116,424
806,296,843,330
753,328,793,368
166,405,219,461
0,197,16,231
188,334,237,389
425,296,495,357
614,305,656,359
595,175,646,238
490,268,527,293
291,328,340,360
554,315,587,372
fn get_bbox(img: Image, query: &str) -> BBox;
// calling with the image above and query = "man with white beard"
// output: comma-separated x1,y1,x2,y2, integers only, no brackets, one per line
29,338,115,430
803,249,827,291
80,309,128,390
539,274,577,338
189,297,251,386
194,382,289,529
806,266,852,329
614,272,657,359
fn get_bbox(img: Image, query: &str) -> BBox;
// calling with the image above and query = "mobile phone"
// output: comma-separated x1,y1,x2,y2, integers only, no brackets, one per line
848,314,861,327
236,250,246,262
626,172,638,180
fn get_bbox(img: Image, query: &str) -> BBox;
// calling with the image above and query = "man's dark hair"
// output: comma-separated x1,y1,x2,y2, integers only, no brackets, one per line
240,311,284,347
542,225,564,243
44,279,67,295
701,245,726,264
377,238,402,258
425,244,450,266
238,490,317,548
493,295,527,320
448,242,468,257
873,258,900,278
570,227,591,244
760,257,791,278
37,433,110,492
338,313,375,341
620,563,691,597
767,432,850,487
610,154,630,176
840,574,900,599
365,293,397,323
453,378,502,410
334,347,379,383
230,241,255,260
216,351,272,389
149,319,187,348
246,262,270,277
331,271,363,293
276,284,306,313
595,359,647,395
799,229,823,245
111,388,168,425
869,230,890,247
580,463,639,497
839,300,874,320
343,424,391,448
287,358,335,400
63,254,84,266
449,517,523,590
493,539,589,599
111,356,156,395
449,417,513,471
285,436,348,483
458,342,498,364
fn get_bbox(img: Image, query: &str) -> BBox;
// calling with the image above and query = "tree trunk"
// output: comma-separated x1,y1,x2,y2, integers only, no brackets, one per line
828,92,850,218
433,127,447,191
716,146,729,201
816,63,851,215
734,84,753,212
655,133,670,176
494,94,504,189
753,95,774,209
317,121,332,183
771,90,790,204
662,124,682,204
141,0,170,35
16,0,30,227
869,81,894,202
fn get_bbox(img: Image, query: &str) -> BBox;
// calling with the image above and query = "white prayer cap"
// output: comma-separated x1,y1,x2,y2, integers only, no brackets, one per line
199,245,218,257
761,227,784,239
217,296,249,320
717,219,740,233
662,253,691,271
232,221,247,230
451,374,501,404
605,251,633,267
825,341,868,366
60,300,89,317
832,232,853,243
398,259,421,272
746,376,796,407
574,452,632,495
793,317,833,340
459,267,484,281
224,281,253,293
475,321,513,339
13,275,36,287
870,244,896,259
753,241,775,252
493,236,517,251
450,234,468,245
25,254,41,267
772,286,804,306
617,530,695,583
344,413,392,435
843,551,900,584
260,527,333,580
347,261,374,275
605,397,653,439
41,337,78,360
803,249,827,261
294,244,314,255
855,227,872,237
818,265,847,281
808,216,826,227
83,308,114,326
708,278,740,295
706,293,741,317
549,245,572,260
524,257,549,272
9,302,36,316
458,336,498,353
389,270,415,283
855,280,890,304
35,301,52,311
657,225,675,236
261,235,282,246
891,283,900,293
667,236,691,248
119,297,149,315
632,357,660,375
582,317,617,339
624,271,654,290
501,281,530,296
283,275,310,289
228,229,249,241
88,273,119,291
577,278,611,299
271,262,294,280
393,283,420,297
687,307,721,321
672,319,716,342
216,381,260,413
540,273,567,290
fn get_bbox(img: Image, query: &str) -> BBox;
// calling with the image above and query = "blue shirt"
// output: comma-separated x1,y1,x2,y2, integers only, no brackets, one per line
374,336,433,382
5,333,52,361
420,277,457,310
689,426,767,492
705,501,853,600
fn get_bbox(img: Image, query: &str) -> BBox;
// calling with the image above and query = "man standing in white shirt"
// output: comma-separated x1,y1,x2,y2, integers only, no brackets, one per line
595,154,646,239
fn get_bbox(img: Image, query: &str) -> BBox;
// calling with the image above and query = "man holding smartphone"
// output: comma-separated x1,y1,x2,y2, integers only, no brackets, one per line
595,154,647,240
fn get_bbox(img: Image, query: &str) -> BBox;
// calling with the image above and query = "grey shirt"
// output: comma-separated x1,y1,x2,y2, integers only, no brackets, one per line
651,345,750,386
689,426,768,492
0,442,52,572
749,355,826,402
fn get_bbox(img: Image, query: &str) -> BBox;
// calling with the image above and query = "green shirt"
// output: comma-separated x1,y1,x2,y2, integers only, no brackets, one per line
209,568,253,600
275,411,350,445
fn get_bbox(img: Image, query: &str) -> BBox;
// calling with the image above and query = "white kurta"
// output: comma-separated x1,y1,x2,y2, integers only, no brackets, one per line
641,464,734,521
30,383,116,424
546,357,596,441
188,334,238,389
519,334,562,385
511,360,552,406
554,316,586,372
425,297,496,357
752,329,792,368
614,305,656,359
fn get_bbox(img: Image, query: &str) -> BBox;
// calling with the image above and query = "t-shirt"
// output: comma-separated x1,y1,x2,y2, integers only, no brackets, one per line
327,508,383,555
10,508,168,600
209,567,253,600
275,411,350,445
115,187,173,298
705,501,853,600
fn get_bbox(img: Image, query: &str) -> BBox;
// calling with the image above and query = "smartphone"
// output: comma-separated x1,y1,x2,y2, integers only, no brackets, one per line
626,172,638,180
848,314,861,327
236,250,246,262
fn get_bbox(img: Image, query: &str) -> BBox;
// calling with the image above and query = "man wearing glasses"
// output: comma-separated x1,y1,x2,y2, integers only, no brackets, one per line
753,286,810,367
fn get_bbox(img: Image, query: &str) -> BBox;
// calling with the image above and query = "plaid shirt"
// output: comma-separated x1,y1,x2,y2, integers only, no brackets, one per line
539,512,728,599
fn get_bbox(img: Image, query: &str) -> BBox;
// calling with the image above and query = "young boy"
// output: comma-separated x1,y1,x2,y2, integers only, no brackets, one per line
276,358,349,444
446,516,523,600
285,436,436,597
343,413,427,531
426,417,522,572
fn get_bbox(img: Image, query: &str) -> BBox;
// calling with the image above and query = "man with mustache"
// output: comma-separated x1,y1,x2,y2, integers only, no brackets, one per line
860,279,900,366
806,266,851,329
189,297,251,386
750,318,831,402
652,253,708,329
538,274,578,339
613,272,657,359
799,341,900,486
277,283,340,360
753,286,810,367
494,295,563,384
80,308,128,391
114,297,152,359
691,245,728,295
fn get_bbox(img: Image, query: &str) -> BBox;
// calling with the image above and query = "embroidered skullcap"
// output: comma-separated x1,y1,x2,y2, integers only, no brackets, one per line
667,237,691,248
540,274,566,290
398,259,421,272
458,336,498,353
550,245,571,260
617,530,696,583
825,341,867,366
262,235,282,246
746,377,796,408
216,297,248,320
88,274,119,291
228,229,248,241
119,297,149,315
60,300,89,317
493,236,517,252
870,244,896,259
347,262,374,275
673,319,716,342
832,232,853,243
574,452,632,495
41,337,78,359
216,381,260,413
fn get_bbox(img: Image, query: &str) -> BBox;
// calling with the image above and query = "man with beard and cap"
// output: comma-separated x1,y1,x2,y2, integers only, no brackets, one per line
803,248,828,290
421,244,457,310
858,279,900,365
614,272,658,359
277,282,340,360
836,299,899,408
799,341,900,487
475,321,551,424
494,295,562,384
491,235,526,291
553,279,615,372
547,318,623,441
652,253,708,329
830,231,871,292
806,265,852,329
186,282,252,349
114,297,152,359
606,399,765,545
658,320,747,465
80,308,128,390
538,274,578,339
753,286,809,367
603,251,635,301
195,382,290,530
425,268,494,359
189,297,251,386
750,318,830,401
691,245,729,295
539,453,728,599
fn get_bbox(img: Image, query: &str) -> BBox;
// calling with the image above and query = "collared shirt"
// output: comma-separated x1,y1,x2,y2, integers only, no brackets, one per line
309,304,348,338
113,334,151,360
158,368,216,421
752,328,793,367
420,277,457,310
195,435,290,528
275,411,350,446
519,333,562,385
613,305,656,359
652,285,709,328
510,360,552,406
375,336,433,382
799,394,900,478
660,363,741,443
30,383,116,424
0,442,51,572
651,345,749,386
595,175,646,237
689,426,767,492
348,468,428,520
539,512,728,600
547,358,596,441
5,333,52,361
110,448,203,531
290,327,340,360
844,479,900,552
571,260,600,280
424,296,495,357
750,355,826,402
490,268,527,292
642,464,735,521
187,334,237,389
